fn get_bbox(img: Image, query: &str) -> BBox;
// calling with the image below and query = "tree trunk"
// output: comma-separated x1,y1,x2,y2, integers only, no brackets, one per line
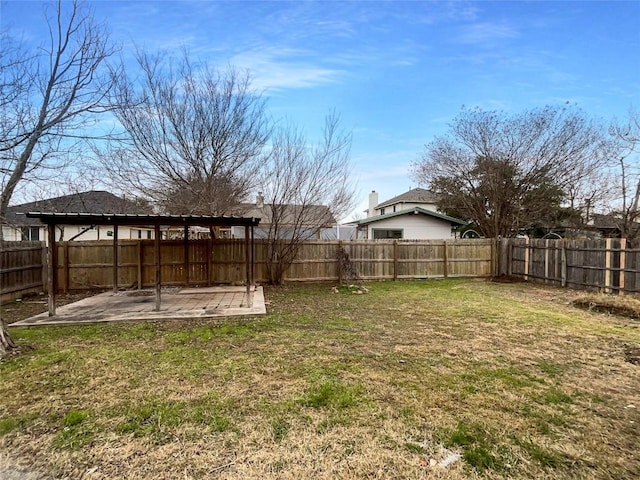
0,317,17,358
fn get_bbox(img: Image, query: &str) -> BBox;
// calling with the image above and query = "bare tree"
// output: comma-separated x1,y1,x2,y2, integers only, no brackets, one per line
258,113,354,284
104,52,269,215
0,0,116,240
0,0,115,353
608,107,640,242
412,105,612,238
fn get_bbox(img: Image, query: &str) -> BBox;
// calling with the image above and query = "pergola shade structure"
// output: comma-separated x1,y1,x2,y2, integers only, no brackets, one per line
26,212,261,316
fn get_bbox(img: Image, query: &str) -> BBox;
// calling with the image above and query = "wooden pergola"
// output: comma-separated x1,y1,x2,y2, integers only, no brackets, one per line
26,212,261,317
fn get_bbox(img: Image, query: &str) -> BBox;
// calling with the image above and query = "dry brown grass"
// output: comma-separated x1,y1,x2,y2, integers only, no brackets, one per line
1,279,639,479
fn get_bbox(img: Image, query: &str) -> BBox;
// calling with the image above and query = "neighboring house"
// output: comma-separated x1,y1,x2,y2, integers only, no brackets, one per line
230,194,336,239
355,189,466,240
355,207,467,240
365,188,439,217
2,191,153,243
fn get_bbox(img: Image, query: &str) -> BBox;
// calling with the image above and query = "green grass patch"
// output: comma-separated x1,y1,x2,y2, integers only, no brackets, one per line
440,421,513,472
536,360,566,379
542,388,574,405
303,379,362,410
271,417,291,443
513,436,565,468
52,409,93,450
0,412,38,436
116,399,187,442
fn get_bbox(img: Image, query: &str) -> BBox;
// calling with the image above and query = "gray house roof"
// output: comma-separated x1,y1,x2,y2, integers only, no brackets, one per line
355,207,466,226
236,203,336,227
4,191,152,227
376,188,439,210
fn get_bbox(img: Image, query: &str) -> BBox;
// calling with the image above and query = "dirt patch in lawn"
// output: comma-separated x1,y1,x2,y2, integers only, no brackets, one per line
624,344,640,365
572,294,640,320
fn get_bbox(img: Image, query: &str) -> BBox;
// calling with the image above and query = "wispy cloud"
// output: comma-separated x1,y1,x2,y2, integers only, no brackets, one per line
230,46,345,91
455,21,519,45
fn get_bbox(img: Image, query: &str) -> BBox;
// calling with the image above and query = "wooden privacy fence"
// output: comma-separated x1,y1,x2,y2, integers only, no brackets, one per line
499,238,640,293
10,237,640,297
0,241,46,301
52,238,495,291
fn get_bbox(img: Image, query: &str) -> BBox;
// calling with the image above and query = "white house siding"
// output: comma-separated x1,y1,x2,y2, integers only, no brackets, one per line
366,214,455,240
1,225,21,241
2,225,153,244
375,201,438,216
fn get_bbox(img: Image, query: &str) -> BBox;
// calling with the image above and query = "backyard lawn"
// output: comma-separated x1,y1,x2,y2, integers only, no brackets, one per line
1,279,639,479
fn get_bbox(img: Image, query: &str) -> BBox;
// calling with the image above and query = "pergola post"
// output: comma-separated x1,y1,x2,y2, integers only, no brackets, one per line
113,225,119,293
245,225,251,306
47,224,57,316
183,225,190,285
251,225,255,286
155,224,161,311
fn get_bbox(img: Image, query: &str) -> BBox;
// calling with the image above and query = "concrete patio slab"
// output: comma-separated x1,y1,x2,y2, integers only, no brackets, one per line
9,286,266,327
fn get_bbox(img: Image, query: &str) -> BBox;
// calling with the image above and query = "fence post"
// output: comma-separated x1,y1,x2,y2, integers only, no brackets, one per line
183,226,190,286
206,237,213,286
137,240,143,289
443,240,449,278
544,239,550,284
604,238,612,293
507,239,513,277
40,242,47,293
497,238,508,276
62,242,70,293
619,238,627,295
561,240,567,287
524,238,530,281
491,238,497,277
393,240,398,281
337,240,343,284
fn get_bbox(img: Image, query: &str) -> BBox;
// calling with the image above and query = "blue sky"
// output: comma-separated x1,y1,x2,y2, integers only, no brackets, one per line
2,0,640,219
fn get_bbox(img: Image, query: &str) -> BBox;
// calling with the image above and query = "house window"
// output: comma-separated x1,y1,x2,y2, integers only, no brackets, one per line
373,228,403,239
380,208,385,215
20,226,40,241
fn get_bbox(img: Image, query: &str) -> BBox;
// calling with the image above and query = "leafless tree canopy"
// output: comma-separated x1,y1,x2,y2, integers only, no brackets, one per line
105,52,270,215
258,113,354,284
412,106,612,238
0,0,115,240
608,108,640,241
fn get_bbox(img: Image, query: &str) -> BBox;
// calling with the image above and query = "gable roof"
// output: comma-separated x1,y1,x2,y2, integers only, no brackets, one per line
4,191,152,227
355,207,466,226
236,203,336,227
376,188,439,209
